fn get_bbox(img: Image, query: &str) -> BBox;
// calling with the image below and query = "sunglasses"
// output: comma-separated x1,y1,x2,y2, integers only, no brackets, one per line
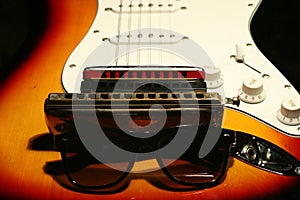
54,126,300,191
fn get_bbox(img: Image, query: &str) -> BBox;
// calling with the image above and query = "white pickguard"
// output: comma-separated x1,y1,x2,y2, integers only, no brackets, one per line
62,0,300,136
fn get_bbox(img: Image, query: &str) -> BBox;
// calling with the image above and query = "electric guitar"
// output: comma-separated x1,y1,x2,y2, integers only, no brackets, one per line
1,0,300,199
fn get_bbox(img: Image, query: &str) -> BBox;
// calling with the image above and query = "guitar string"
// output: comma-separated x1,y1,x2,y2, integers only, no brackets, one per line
115,0,124,66
120,0,173,67
126,0,133,66
158,0,163,65
148,0,153,66
137,0,142,66
168,0,174,66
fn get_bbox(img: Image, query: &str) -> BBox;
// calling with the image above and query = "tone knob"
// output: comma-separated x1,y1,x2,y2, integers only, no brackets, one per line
204,66,224,89
277,97,300,125
238,77,266,104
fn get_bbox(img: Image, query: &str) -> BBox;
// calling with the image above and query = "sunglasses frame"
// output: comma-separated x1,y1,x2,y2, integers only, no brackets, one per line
56,128,234,190
58,137,134,189
156,129,233,187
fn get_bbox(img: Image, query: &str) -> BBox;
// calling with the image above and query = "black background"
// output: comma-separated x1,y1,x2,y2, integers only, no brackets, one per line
0,0,299,91
0,0,48,84
251,0,300,92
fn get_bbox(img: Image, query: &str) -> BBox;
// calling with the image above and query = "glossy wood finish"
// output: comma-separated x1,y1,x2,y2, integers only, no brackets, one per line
0,0,299,199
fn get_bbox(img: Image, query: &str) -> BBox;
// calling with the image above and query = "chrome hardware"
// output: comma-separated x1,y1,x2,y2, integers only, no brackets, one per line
104,1,184,14
232,132,300,176
106,29,187,46
241,144,257,161
295,167,300,175
225,97,240,107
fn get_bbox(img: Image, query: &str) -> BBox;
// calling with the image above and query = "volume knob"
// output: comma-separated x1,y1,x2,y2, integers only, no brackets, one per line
238,77,266,104
205,66,224,89
277,97,300,125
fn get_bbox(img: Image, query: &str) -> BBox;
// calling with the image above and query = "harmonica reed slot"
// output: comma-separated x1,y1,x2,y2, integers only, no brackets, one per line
184,93,193,98
136,93,144,99
148,94,156,99
101,93,109,99
112,93,121,99
160,93,168,99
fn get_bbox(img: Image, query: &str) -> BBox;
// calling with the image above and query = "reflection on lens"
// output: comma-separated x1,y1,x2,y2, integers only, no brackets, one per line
160,148,226,184
158,128,232,186
63,137,132,188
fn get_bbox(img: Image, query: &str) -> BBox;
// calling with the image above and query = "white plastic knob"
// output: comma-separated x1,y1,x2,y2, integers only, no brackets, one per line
238,77,266,103
204,66,224,89
277,97,300,125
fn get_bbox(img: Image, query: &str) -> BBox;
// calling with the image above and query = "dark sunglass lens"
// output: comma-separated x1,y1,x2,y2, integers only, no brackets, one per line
63,137,131,188
160,147,227,184
159,129,232,185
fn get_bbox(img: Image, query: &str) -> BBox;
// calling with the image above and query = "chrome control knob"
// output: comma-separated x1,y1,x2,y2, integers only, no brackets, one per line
205,66,224,89
277,97,300,125
238,77,266,104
